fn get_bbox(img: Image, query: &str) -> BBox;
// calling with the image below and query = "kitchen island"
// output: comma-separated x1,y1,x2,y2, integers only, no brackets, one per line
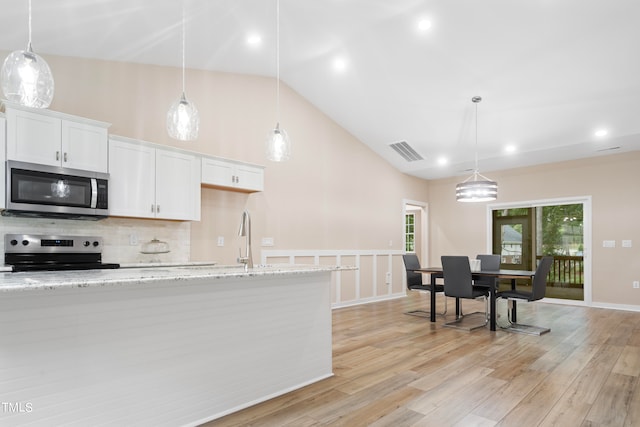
0,265,341,426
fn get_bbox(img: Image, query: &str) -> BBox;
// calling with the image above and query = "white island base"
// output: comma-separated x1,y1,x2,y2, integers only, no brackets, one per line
0,268,333,426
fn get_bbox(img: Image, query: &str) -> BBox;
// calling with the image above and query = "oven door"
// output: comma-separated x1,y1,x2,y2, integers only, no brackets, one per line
5,160,109,218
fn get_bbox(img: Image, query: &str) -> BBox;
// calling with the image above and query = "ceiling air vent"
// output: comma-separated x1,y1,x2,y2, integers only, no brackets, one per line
389,141,423,162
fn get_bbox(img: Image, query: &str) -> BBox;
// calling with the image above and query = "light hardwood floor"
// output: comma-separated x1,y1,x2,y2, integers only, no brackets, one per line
202,293,640,426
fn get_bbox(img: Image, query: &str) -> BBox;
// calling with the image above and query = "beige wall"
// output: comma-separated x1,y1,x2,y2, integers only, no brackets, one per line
2,51,638,310
427,151,640,308
41,54,430,258
0,51,428,305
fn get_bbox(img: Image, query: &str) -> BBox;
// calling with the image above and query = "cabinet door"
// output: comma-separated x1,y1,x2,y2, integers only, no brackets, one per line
201,157,264,192
6,108,61,167
235,163,264,192
108,139,156,218
155,149,201,221
62,121,108,172
201,157,235,188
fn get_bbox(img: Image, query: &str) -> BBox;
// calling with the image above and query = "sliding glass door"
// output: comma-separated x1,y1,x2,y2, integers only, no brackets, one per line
492,203,585,301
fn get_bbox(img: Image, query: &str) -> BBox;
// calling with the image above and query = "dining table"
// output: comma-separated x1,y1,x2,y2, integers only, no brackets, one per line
413,267,537,331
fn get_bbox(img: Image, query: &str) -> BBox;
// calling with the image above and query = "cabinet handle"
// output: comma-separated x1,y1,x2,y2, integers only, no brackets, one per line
151,204,155,213
63,152,68,163
157,205,160,213
56,151,60,161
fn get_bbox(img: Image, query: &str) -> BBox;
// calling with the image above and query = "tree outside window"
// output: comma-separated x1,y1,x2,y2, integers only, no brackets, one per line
405,213,415,252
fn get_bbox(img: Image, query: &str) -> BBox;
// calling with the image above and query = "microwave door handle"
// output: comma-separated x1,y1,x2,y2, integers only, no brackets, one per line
90,178,98,208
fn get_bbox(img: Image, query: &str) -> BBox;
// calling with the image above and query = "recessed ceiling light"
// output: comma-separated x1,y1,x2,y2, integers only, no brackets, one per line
505,145,517,154
418,19,432,32
437,157,448,165
333,57,347,72
594,129,608,137
246,34,262,46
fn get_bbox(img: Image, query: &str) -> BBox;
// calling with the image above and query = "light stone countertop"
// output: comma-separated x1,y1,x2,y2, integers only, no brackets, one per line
0,264,353,292
118,261,218,268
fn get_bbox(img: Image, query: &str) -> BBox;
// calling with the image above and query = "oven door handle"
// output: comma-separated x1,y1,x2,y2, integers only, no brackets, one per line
90,178,98,209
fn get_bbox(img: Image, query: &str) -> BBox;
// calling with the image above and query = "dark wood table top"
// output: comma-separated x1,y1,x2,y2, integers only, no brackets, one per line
414,267,536,279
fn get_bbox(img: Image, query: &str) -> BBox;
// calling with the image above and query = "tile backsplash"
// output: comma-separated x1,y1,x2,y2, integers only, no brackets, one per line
0,216,191,264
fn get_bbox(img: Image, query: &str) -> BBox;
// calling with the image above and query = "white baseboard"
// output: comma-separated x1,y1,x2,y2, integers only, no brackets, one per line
332,292,406,309
591,301,640,312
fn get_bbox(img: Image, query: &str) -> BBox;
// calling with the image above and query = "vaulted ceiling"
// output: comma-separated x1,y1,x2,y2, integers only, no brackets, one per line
1,0,638,179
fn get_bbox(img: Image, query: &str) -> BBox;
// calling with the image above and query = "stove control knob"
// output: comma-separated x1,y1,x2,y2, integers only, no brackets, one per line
93,241,100,247
22,240,29,246
83,241,91,247
10,239,18,246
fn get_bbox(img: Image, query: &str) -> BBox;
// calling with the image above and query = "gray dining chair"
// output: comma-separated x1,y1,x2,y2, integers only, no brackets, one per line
441,256,489,330
402,254,447,317
497,256,554,335
474,254,501,289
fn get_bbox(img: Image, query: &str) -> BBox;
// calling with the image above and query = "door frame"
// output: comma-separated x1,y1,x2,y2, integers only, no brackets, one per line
403,199,428,264
486,196,592,306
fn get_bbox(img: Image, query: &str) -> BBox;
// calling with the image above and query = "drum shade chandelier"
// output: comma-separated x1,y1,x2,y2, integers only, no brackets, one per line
1,0,54,108
167,0,199,141
265,0,292,162
456,96,498,202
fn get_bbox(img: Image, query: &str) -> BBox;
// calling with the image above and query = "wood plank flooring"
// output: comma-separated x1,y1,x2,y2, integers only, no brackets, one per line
201,293,640,426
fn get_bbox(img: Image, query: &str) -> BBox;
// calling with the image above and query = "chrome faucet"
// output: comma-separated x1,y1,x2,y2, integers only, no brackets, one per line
237,209,253,271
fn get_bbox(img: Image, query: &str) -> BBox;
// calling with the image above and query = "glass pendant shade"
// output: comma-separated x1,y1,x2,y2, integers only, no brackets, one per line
266,123,291,162
456,173,498,202
167,92,199,141
1,44,54,109
167,0,198,141
265,0,292,162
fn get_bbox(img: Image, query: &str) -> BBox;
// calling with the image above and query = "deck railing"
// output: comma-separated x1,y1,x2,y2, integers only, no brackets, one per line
537,255,584,287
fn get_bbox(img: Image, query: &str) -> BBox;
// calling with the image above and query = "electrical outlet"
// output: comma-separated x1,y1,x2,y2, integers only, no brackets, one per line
217,236,224,247
633,281,639,289
129,233,138,246
261,237,274,247
385,272,392,284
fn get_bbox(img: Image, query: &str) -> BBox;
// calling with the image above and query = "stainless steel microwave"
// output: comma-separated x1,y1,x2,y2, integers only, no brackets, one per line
4,160,109,220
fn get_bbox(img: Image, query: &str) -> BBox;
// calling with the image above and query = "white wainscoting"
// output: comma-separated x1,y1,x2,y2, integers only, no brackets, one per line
261,249,407,308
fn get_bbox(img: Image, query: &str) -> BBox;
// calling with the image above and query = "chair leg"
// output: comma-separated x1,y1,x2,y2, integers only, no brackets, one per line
498,299,550,335
405,292,448,318
443,296,487,331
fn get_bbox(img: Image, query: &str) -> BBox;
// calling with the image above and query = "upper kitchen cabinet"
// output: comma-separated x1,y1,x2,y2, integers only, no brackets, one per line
108,136,201,221
4,104,110,173
201,156,264,193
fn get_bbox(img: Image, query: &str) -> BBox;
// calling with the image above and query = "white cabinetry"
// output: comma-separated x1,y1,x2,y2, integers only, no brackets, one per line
108,136,200,221
5,104,109,173
201,156,264,192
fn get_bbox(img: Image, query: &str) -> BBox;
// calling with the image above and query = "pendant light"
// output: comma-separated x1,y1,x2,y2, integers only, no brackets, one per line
265,0,292,162
0,0,54,109
456,96,498,202
167,0,199,141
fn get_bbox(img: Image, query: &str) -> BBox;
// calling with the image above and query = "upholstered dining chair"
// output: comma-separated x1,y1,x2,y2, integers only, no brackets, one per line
474,254,501,289
497,256,554,335
402,254,447,318
441,256,489,330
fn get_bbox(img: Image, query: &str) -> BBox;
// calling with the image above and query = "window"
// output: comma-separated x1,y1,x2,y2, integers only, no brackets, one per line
405,213,415,252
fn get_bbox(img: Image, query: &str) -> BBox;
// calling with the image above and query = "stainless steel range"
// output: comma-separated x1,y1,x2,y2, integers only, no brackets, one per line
4,234,120,272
